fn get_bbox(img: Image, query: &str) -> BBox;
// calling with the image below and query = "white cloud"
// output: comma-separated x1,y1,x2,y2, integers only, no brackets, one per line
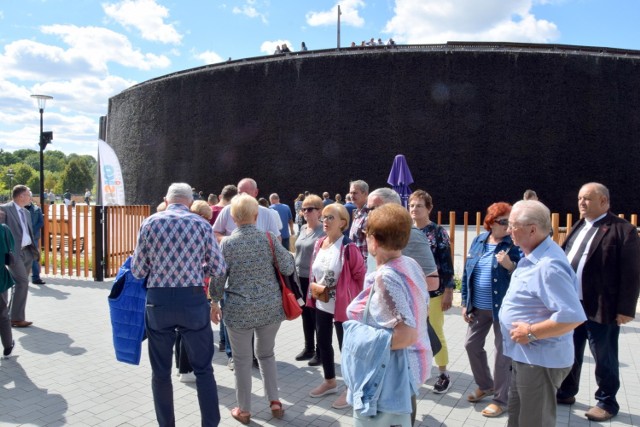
0,25,171,82
260,40,293,55
103,0,183,44
384,0,559,44
232,0,268,24
306,0,365,27
195,50,225,65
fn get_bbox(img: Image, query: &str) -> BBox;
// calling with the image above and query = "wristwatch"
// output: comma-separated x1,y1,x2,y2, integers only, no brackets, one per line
527,323,538,342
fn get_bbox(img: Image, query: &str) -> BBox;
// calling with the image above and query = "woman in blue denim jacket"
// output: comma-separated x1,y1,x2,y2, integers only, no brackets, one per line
461,202,521,419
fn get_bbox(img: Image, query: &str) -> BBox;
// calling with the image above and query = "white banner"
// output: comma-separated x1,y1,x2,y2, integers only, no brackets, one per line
98,140,125,206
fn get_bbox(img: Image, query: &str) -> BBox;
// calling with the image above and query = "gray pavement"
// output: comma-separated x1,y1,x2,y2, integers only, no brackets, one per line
1,278,639,426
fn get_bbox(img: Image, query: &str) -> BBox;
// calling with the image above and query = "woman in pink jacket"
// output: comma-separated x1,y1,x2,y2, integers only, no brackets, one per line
306,203,365,409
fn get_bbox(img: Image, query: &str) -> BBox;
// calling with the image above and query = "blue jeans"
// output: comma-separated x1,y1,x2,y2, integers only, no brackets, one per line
146,287,220,427
281,237,290,251
31,238,41,280
219,298,232,358
557,319,620,415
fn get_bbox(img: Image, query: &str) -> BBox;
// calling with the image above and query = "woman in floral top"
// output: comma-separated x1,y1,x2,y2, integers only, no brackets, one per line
409,190,455,394
209,194,294,424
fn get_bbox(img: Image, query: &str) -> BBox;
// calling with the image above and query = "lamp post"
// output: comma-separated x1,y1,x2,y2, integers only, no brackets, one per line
31,94,53,206
6,167,14,199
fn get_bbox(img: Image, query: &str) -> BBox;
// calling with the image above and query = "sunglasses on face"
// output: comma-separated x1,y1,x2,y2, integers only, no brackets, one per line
301,207,318,213
494,219,509,226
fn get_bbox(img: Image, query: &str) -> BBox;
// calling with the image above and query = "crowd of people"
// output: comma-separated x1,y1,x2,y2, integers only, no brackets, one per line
2,178,638,427
271,37,396,55
350,37,395,48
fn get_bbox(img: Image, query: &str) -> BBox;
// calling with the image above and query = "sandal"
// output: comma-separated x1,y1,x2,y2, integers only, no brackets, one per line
467,388,494,402
231,407,251,425
481,403,505,418
270,400,285,419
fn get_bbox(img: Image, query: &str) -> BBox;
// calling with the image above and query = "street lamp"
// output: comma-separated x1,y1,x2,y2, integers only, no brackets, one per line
6,167,14,199
31,94,53,206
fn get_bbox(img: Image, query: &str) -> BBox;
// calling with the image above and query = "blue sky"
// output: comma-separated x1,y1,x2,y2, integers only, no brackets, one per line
1,0,638,157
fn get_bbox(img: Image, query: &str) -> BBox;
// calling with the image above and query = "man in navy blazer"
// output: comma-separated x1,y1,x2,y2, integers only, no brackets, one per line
556,182,640,421
0,185,39,327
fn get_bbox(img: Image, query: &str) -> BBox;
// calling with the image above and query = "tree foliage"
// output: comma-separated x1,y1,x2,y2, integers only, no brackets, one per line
2,149,96,197
62,158,93,194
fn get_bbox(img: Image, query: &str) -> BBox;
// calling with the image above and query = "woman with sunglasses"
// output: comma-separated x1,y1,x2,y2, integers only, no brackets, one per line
307,203,365,409
293,194,325,366
461,202,521,418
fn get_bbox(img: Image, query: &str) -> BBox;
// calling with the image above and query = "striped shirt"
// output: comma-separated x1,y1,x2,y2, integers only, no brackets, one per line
131,203,226,288
472,243,496,310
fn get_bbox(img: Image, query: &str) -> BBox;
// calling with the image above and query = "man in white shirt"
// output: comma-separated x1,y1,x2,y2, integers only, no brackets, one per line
0,185,39,327
213,178,281,242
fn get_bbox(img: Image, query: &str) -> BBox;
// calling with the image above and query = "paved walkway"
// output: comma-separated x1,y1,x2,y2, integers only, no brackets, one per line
1,277,638,426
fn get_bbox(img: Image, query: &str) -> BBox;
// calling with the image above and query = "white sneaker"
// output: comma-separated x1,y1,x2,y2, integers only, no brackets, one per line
227,357,235,371
179,372,196,383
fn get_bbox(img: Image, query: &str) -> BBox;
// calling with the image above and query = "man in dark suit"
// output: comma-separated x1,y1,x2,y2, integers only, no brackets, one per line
556,182,640,421
0,185,39,327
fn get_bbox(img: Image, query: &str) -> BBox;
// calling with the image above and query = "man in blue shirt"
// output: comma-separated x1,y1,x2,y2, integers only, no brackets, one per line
269,193,294,250
499,200,586,427
132,182,227,427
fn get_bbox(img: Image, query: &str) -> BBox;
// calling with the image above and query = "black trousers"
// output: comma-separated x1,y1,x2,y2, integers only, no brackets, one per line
557,319,620,415
300,277,317,350
315,308,343,380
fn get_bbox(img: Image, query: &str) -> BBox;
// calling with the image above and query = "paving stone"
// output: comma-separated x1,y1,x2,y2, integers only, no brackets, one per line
1,276,638,426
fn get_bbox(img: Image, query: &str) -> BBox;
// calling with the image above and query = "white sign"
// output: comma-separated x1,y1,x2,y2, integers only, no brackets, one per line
98,140,125,206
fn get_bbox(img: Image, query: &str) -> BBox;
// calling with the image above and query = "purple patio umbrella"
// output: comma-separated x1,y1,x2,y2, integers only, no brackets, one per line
387,154,414,208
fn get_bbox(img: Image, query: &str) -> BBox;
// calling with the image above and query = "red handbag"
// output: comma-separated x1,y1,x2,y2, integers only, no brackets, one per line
267,233,303,321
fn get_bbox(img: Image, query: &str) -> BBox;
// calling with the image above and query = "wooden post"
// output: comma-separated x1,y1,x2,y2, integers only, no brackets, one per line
449,211,456,262
463,212,469,267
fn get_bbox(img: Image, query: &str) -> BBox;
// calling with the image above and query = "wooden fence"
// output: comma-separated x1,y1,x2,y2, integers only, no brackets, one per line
103,205,150,278
39,206,637,280
41,204,150,280
435,211,639,267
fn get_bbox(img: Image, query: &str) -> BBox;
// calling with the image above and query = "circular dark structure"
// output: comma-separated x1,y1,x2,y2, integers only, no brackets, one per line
106,42,640,215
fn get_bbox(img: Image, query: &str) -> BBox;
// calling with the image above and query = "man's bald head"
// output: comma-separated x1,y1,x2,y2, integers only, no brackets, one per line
237,178,259,198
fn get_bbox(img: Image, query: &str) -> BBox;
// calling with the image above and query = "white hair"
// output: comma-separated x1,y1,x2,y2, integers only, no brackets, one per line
165,183,193,203
511,200,551,234
369,187,401,205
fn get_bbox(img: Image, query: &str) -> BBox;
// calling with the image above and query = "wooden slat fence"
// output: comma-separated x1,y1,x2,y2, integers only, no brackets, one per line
104,205,150,278
435,211,639,267
39,206,636,280
42,204,91,278
41,204,150,280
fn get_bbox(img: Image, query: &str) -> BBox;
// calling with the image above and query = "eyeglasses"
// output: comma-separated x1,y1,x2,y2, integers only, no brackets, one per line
409,204,425,209
301,207,318,213
494,219,509,226
321,215,336,221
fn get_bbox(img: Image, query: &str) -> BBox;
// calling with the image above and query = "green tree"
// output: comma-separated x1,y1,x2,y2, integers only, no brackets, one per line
12,163,36,187
27,173,41,194
44,155,66,173
0,150,19,167
43,170,59,193
46,150,67,161
11,149,38,161
24,153,41,171
62,158,93,194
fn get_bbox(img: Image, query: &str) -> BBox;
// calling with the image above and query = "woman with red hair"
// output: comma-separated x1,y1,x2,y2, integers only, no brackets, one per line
461,202,521,418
